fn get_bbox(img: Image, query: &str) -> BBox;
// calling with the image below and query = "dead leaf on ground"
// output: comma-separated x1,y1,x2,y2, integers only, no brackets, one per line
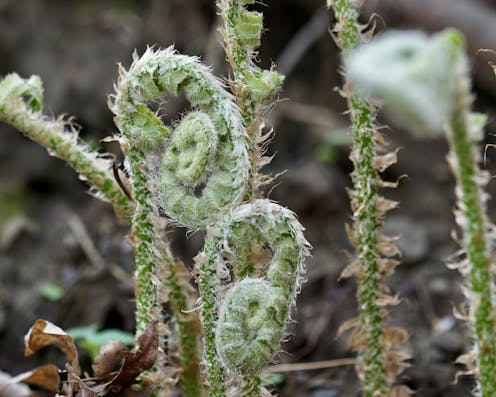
92,340,127,377
12,319,158,397
9,365,60,393
24,319,79,373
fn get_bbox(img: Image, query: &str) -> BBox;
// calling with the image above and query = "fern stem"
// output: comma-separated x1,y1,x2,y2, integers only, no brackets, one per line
447,73,496,397
161,246,202,397
197,260,226,397
0,73,134,220
331,2,387,396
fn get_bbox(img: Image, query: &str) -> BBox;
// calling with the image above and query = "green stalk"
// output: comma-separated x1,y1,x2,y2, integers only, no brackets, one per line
217,2,286,395
126,147,203,397
0,73,134,220
197,260,225,397
331,1,387,396
447,78,496,397
125,150,161,335
349,94,387,397
161,247,202,397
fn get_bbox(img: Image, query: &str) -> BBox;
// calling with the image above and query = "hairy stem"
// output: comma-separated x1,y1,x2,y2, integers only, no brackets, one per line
161,247,202,397
349,94,387,397
197,260,226,397
331,1,387,395
125,150,161,335
447,77,496,397
0,73,134,220
218,0,284,200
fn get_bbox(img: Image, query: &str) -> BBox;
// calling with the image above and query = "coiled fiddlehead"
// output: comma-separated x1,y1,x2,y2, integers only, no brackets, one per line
112,47,250,229
202,199,309,376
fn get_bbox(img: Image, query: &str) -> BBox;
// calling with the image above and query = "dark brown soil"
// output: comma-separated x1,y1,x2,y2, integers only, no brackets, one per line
1,1,496,396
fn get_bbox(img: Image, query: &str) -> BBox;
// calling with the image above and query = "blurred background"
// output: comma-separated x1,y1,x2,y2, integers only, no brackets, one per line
1,0,496,395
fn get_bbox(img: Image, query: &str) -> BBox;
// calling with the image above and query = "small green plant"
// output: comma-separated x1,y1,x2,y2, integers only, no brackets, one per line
67,324,135,359
0,1,308,396
345,28,496,397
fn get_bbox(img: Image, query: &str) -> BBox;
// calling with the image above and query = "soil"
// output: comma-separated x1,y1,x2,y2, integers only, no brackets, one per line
1,1,496,396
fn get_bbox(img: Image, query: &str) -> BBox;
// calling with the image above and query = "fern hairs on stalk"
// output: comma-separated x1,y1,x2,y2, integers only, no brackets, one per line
217,0,284,198
196,199,309,397
329,1,409,396
0,73,134,220
345,28,496,397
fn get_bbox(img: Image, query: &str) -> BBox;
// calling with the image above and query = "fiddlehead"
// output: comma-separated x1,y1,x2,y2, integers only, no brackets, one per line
112,47,250,229
112,47,252,396
219,0,284,116
202,199,309,376
344,30,461,137
218,0,284,200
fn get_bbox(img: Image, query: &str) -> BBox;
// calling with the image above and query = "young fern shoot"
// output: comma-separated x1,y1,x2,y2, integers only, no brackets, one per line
345,28,496,397
329,1,409,396
218,0,284,198
0,74,134,220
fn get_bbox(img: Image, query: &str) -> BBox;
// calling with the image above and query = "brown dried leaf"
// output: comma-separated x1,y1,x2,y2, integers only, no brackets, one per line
92,341,127,378
0,370,34,397
10,365,60,393
378,258,399,278
452,303,469,322
376,294,401,307
377,238,401,258
351,328,367,350
377,175,406,189
384,351,411,376
455,351,476,369
112,321,158,387
24,320,79,373
344,222,355,246
454,351,477,382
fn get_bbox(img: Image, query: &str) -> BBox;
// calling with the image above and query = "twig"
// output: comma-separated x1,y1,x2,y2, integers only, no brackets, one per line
66,212,133,287
276,9,330,77
266,358,356,373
